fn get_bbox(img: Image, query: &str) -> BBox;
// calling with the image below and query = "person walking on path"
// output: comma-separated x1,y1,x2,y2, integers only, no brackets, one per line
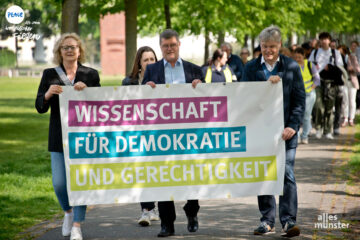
142,29,204,238
241,25,305,238
308,32,344,140
342,41,360,127
122,46,160,226
293,47,320,144
35,33,101,240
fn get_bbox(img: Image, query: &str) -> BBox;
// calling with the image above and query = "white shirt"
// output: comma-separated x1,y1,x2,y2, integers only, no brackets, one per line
261,56,280,72
308,48,344,72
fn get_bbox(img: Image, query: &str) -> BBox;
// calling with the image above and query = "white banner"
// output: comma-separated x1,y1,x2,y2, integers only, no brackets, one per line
59,82,285,206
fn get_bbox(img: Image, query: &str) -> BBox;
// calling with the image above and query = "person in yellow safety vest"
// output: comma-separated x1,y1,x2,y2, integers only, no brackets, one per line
293,47,320,144
202,49,237,83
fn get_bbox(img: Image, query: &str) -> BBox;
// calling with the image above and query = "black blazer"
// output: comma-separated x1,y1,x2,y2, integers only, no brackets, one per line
142,59,204,84
35,64,100,152
241,54,305,150
122,76,140,86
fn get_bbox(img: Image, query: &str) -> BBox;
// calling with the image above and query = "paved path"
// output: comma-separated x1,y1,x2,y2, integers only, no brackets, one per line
21,127,359,239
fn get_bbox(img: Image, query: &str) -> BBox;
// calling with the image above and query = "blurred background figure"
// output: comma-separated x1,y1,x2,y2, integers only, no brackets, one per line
280,47,292,57
301,42,312,59
293,47,320,144
252,45,261,59
240,47,250,66
330,39,337,50
221,42,243,81
342,41,360,127
202,48,237,83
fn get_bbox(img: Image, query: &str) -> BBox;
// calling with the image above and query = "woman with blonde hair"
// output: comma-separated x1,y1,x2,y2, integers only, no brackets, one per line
35,33,100,240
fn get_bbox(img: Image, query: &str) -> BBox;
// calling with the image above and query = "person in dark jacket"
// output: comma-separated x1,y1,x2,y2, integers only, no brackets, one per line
221,42,244,80
122,46,157,86
142,29,204,238
202,48,237,83
241,25,305,238
35,33,100,240
122,46,160,227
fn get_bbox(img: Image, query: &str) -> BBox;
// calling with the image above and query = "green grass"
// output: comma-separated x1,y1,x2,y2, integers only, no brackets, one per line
347,115,360,184
0,75,123,240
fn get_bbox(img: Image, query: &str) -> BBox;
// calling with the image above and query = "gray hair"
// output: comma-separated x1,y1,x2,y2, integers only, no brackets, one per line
220,42,232,51
159,29,179,45
259,25,282,43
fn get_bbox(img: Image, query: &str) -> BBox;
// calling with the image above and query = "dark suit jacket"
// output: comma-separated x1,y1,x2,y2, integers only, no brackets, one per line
122,76,140,85
241,54,305,149
142,59,204,84
35,64,100,152
227,54,244,81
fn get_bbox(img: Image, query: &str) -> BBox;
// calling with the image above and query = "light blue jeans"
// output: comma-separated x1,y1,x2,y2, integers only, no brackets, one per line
301,90,316,140
51,152,86,222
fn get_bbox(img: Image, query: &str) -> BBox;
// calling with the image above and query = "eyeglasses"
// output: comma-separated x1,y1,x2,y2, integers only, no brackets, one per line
61,45,78,51
240,52,249,55
161,43,178,50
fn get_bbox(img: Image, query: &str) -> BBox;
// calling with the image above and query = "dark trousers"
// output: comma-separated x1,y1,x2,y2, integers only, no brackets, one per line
158,200,200,226
314,83,337,134
140,202,155,211
333,86,344,130
257,148,297,228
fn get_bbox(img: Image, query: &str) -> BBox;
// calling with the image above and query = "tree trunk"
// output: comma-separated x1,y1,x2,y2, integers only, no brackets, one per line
15,36,18,68
164,0,171,29
287,33,292,47
204,29,210,65
244,34,249,48
125,0,137,76
251,36,255,53
61,0,80,33
217,31,224,47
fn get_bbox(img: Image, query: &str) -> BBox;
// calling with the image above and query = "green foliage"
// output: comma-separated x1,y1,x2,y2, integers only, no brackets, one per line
136,0,359,44
0,49,16,67
347,115,360,183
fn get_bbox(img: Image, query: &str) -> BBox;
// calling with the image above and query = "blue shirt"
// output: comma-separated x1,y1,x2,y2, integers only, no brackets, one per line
164,58,186,84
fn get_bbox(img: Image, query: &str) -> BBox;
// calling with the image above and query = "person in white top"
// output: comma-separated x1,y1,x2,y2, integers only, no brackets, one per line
308,32,344,140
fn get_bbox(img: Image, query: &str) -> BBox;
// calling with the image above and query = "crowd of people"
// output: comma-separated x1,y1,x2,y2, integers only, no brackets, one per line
35,26,359,240
207,32,359,144
279,34,360,143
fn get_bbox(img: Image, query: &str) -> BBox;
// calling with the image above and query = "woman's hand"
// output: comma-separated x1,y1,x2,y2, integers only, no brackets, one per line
45,85,63,101
74,81,87,91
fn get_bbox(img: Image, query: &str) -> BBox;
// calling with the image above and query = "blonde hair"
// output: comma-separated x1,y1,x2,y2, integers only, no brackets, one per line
53,33,85,65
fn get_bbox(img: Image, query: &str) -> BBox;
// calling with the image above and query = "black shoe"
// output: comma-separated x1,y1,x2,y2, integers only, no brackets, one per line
187,216,199,232
157,225,174,237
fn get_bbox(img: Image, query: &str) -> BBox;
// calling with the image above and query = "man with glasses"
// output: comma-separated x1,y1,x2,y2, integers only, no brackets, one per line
240,48,250,66
142,29,204,237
